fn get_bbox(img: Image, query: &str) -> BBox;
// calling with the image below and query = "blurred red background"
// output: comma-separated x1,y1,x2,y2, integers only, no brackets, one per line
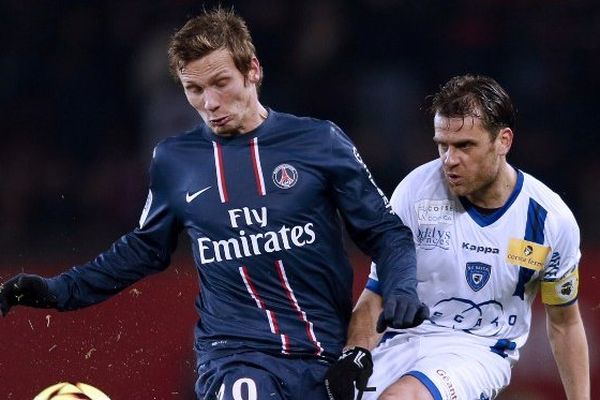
0,248,597,399
1,1,598,399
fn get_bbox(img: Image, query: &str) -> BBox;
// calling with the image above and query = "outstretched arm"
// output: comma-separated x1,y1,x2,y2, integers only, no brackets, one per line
545,302,589,400
346,289,385,351
1,142,181,315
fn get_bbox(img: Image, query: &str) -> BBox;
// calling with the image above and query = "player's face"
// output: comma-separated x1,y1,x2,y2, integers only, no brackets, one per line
178,48,263,136
434,114,510,202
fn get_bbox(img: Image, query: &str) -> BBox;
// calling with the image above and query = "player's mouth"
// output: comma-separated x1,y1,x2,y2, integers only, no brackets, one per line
445,172,462,186
210,116,230,128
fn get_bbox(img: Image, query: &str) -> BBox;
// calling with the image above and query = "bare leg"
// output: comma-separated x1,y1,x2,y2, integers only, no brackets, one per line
378,375,434,400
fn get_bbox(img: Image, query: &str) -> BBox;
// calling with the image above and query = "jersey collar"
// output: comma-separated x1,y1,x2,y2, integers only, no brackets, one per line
459,168,524,227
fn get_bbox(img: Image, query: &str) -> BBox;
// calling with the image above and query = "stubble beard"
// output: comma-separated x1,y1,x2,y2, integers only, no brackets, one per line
209,118,243,137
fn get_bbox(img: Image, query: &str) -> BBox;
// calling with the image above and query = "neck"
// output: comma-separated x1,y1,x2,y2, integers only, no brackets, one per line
217,102,268,137
241,102,268,134
257,103,268,122
466,162,517,209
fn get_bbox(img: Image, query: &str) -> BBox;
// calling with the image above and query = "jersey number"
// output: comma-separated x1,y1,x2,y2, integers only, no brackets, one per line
218,378,258,400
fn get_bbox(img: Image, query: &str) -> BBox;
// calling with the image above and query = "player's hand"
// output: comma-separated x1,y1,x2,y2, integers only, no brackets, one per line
376,294,429,333
325,346,375,400
0,273,57,316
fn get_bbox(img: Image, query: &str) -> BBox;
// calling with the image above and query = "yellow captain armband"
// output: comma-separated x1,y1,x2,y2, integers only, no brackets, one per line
541,268,579,305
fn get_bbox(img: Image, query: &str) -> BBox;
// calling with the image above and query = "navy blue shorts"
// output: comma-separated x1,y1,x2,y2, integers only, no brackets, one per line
195,352,330,400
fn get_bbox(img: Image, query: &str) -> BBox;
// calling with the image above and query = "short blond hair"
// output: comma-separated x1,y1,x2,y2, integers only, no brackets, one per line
168,7,261,87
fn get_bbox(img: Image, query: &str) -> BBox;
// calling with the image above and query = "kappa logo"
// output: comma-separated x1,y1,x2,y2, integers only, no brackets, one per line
272,163,298,189
462,242,500,254
465,262,492,292
186,186,212,203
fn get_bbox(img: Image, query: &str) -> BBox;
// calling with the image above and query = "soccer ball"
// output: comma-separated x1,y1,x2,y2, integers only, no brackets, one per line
34,382,110,400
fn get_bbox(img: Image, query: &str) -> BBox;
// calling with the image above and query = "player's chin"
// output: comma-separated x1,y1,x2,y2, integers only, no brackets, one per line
447,183,469,197
211,126,239,137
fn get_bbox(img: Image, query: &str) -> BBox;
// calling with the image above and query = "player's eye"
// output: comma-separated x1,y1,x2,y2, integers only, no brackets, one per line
185,85,203,94
215,78,229,88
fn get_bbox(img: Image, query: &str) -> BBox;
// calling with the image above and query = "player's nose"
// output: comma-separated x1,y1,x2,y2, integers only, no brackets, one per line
203,89,220,112
443,147,459,166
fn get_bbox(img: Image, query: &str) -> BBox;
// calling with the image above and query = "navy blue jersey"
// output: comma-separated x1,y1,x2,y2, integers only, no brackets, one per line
47,110,417,363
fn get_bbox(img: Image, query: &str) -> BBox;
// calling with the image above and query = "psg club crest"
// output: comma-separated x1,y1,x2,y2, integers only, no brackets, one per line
272,163,298,189
465,262,492,292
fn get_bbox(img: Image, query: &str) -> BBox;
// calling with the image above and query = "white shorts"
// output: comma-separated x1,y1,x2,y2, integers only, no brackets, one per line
362,331,512,400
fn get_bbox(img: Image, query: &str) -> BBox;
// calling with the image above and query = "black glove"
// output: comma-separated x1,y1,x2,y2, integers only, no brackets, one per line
325,346,375,400
376,294,429,333
0,273,57,316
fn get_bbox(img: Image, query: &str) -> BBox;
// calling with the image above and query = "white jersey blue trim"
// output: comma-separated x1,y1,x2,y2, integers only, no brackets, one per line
366,158,581,364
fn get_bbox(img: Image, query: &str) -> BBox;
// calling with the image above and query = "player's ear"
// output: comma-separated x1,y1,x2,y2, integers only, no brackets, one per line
247,56,261,84
496,127,513,156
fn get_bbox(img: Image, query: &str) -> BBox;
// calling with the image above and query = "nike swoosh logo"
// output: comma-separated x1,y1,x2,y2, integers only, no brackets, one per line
186,186,212,203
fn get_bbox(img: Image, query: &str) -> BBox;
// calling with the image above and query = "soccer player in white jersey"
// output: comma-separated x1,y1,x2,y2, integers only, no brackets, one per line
326,75,590,400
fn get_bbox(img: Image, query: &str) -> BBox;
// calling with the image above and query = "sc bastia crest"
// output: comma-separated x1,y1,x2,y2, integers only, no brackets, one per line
272,163,298,189
465,262,491,292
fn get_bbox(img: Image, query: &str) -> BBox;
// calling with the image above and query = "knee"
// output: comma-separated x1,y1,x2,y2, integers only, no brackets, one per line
378,375,434,400
378,386,408,400
379,389,413,400
379,389,432,400
378,393,398,400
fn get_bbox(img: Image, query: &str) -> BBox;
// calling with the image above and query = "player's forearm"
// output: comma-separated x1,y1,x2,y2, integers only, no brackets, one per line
547,311,590,399
47,230,172,310
344,289,383,351
374,228,418,300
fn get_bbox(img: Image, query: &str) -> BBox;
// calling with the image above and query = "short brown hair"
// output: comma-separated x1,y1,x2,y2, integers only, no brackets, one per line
167,7,261,87
429,74,516,138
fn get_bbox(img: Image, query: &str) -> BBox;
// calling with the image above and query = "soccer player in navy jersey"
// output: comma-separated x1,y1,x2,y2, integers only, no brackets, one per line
0,7,427,400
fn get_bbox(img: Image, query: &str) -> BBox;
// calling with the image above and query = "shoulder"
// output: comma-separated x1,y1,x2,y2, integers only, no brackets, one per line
520,171,579,236
267,110,353,160
520,171,577,223
271,110,332,130
151,125,205,163
389,159,453,222
270,110,342,140
391,159,447,203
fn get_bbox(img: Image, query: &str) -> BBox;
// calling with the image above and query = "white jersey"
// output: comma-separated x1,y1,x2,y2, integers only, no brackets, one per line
368,159,580,361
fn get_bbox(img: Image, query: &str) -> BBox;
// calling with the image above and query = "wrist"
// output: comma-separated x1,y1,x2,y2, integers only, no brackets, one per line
342,345,370,353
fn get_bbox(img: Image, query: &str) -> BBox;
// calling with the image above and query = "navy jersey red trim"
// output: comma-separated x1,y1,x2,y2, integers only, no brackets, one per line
47,109,417,363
